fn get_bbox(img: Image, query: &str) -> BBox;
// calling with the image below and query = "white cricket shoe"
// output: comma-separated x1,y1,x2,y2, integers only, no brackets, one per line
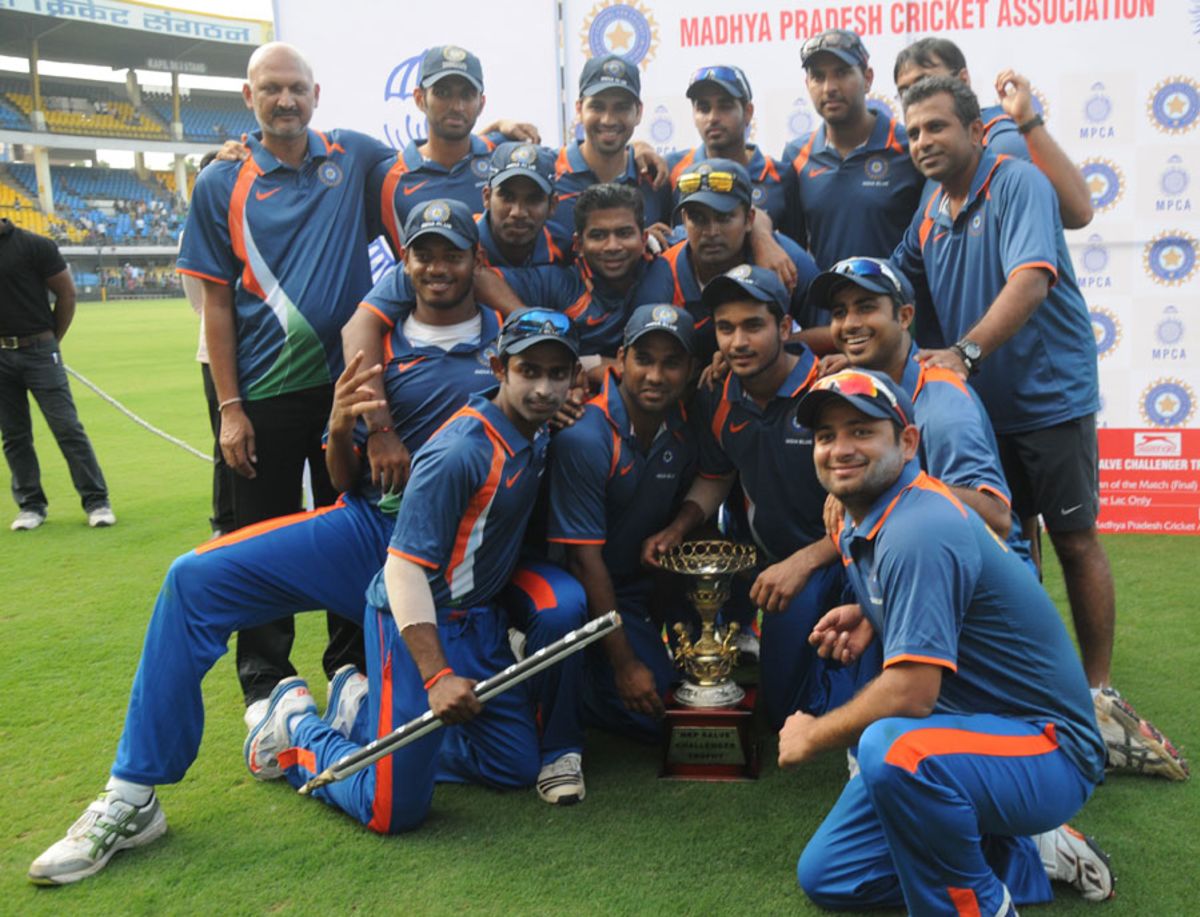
324,664,369,738
87,505,116,527
1035,823,1115,902
244,677,316,780
536,752,585,805
1095,687,1189,781
28,791,166,886
11,509,45,531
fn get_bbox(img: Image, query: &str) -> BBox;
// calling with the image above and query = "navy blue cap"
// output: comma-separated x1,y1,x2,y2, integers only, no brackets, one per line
800,29,869,70
498,308,580,358
701,263,790,318
687,65,752,101
623,304,696,354
808,257,916,312
579,54,641,99
794,368,914,429
674,158,753,219
489,142,555,194
403,198,479,249
419,45,484,92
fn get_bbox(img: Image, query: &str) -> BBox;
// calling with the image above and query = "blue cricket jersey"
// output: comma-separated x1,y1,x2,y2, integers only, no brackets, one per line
838,460,1106,784
666,143,796,235
178,128,393,400
549,141,672,238
546,369,698,584
892,149,1099,434
475,211,572,269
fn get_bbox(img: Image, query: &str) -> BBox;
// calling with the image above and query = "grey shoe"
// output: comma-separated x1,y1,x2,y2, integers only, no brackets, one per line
87,505,116,528
324,664,368,738
244,677,316,780
29,791,166,886
11,509,46,531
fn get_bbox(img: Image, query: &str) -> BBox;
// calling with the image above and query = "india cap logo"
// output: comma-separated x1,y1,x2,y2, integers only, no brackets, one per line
651,305,678,324
728,264,753,280
1079,158,1125,213
423,201,450,224
581,0,660,70
603,59,626,77
511,145,537,165
1139,378,1196,427
1089,307,1122,359
443,46,467,63
1143,230,1198,286
1147,77,1200,135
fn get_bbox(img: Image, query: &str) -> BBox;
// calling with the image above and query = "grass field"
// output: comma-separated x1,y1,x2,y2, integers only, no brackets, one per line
2,299,1196,915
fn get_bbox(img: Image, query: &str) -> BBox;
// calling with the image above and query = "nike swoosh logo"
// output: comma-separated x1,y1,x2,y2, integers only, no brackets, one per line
394,357,426,372
1060,504,1083,515
255,187,282,201
505,469,524,488
585,314,607,326
807,167,831,177
618,462,635,476
933,231,948,242
556,191,581,201
729,420,750,433
403,181,429,196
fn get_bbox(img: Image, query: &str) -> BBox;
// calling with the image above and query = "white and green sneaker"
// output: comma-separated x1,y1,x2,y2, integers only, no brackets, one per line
29,791,166,886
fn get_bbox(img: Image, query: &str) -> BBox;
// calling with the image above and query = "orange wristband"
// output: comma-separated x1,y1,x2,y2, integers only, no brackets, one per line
423,667,454,691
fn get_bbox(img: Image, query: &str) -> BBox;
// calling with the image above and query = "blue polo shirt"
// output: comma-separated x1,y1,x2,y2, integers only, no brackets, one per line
658,237,820,362
694,344,825,561
781,113,924,269
547,369,698,584
549,141,673,238
497,256,676,357
372,132,505,255
371,393,548,610
892,149,1099,434
666,144,796,235
178,128,393,401
980,104,1027,158
838,461,1106,784
475,212,572,269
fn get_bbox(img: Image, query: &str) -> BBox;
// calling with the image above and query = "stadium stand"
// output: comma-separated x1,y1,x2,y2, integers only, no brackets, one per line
143,88,257,142
0,73,169,139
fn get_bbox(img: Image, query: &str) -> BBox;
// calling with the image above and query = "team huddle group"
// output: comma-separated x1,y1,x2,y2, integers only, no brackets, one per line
27,27,1190,915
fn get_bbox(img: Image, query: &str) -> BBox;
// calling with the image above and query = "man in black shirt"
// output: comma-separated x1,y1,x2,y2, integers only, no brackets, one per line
0,219,113,530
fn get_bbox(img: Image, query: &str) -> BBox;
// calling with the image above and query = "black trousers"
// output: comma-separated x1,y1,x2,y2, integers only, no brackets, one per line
227,384,366,704
200,362,235,535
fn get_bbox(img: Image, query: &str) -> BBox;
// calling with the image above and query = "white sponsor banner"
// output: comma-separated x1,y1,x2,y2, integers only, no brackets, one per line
274,0,562,152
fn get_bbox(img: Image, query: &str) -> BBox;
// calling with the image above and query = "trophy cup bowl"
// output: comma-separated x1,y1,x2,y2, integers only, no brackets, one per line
658,540,757,709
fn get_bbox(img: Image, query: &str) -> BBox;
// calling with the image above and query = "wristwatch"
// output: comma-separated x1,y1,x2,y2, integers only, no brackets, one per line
951,338,983,375
1018,113,1045,135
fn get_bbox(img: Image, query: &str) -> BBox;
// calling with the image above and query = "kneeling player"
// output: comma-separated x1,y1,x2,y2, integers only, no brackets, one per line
785,370,1113,912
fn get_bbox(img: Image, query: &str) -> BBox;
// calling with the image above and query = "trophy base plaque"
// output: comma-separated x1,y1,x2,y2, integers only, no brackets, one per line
659,686,760,781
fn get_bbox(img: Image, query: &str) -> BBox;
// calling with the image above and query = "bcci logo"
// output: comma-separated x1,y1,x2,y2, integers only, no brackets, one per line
422,201,450,224
1140,378,1196,427
581,1,660,70
651,304,677,324
751,186,765,205
787,97,815,140
1079,158,1124,213
1147,77,1200,135
383,49,429,148
1143,231,1198,286
477,344,498,366
1089,307,1121,359
471,157,491,179
864,156,889,181
866,93,897,122
317,161,343,187
443,46,467,63
729,264,753,280
511,145,537,165
968,210,986,237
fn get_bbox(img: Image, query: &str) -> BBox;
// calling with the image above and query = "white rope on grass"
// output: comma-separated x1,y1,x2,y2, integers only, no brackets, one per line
65,364,214,464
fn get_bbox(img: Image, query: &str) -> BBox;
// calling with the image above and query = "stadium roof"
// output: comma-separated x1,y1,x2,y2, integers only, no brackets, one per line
0,3,272,79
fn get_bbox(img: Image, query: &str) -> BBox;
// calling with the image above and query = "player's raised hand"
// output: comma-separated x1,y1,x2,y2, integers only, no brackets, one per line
427,674,482,724
995,69,1036,125
809,603,874,664
329,351,386,436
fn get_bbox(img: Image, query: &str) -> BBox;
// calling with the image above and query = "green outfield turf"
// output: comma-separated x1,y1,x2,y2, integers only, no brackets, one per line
2,299,1195,915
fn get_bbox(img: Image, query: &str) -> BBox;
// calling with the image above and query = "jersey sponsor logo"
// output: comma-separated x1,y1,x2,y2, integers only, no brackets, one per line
728,419,750,433
505,468,525,488
1089,307,1122,359
1152,305,1187,361
1143,230,1198,286
1079,158,1124,213
382,50,428,149
1147,77,1200,135
318,161,344,187
403,180,430,196
581,0,659,70
1133,431,1181,457
254,187,283,201
1139,378,1195,427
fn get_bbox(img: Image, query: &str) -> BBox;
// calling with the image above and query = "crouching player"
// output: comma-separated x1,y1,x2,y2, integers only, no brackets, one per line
272,310,585,830
547,304,698,739
785,369,1113,913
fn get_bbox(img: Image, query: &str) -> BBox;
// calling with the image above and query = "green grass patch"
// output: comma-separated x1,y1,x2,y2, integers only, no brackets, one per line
1,299,1196,914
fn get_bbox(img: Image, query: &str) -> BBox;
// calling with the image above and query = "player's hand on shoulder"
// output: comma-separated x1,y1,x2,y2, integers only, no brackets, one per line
916,346,968,380
631,142,668,190
645,222,671,254
493,120,541,144
698,350,729,391
750,231,798,292
817,352,849,378
427,675,482,724
216,139,250,162
549,386,587,431
809,603,874,665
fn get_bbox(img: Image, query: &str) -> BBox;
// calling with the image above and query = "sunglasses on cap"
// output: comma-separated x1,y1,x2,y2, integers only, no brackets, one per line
827,257,906,296
503,308,572,337
677,170,740,194
688,65,748,90
813,370,909,423
801,30,865,62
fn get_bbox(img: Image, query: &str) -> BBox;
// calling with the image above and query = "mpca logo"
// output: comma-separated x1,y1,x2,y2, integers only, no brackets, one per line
1143,231,1198,286
383,50,429,149
649,105,674,145
1133,431,1182,457
1147,77,1200,135
1079,158,1124,212
787,97,815,140
580,1,660,70
1139,378,1195,427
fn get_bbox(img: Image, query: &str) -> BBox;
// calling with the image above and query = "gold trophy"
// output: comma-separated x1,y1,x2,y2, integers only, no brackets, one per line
657,540,760,779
